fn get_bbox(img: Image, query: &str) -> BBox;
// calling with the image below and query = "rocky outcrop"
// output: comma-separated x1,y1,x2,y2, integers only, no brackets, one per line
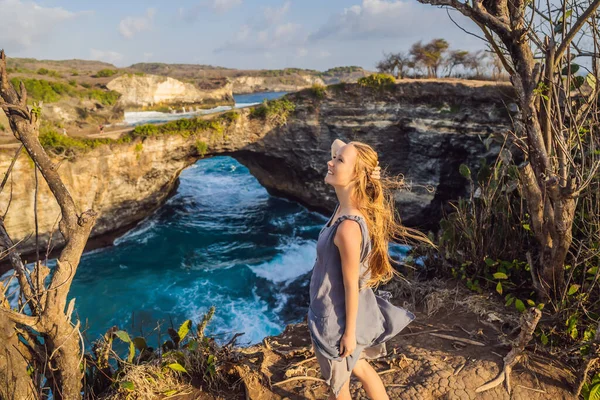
237,80,515,228
231,75,326,94
0,80,515,259
107,74,233,108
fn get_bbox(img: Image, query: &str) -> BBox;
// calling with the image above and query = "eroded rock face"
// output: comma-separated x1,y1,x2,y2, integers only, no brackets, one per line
236,81,515,228
231,75,326,94
0,80,515,259
107,74,233,108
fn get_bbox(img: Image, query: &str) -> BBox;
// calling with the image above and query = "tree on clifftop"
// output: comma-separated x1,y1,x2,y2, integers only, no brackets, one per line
410,38,450,77
415,0,600,312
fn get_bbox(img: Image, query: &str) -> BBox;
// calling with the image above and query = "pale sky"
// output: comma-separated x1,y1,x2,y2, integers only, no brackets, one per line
0,0,490,70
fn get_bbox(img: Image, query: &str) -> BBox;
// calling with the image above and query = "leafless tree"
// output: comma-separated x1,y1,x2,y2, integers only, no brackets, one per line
0,50,97,399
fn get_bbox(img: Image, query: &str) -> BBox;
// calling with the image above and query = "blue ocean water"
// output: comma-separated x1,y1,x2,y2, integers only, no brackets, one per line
2,154,411,349
68,156,326,346
123,91,288,126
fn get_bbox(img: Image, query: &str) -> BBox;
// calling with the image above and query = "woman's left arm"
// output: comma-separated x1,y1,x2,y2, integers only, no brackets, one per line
334,219,362,357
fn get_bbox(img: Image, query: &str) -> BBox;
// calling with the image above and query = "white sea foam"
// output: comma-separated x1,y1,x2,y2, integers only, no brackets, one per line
247,238,316,285
114,217,159,246
123,102,260,125
173,280,283,345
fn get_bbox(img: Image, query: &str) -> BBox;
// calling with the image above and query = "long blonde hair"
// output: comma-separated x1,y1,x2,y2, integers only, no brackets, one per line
348,141,434,289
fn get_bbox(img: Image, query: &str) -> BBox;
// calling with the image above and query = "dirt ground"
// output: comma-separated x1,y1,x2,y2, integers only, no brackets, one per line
166,280,576,400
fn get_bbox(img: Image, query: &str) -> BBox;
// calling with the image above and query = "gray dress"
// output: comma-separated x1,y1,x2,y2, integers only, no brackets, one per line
308,203,415,397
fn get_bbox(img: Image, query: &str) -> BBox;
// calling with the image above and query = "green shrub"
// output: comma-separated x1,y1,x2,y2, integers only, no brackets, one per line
249,98,295,126
37,68,49,75
195,140,208,157
10,78,76,103
134,142,143,153
132,124,159,137
220,111,240,124
68,80,77,87
131,117,225,140
0,123,5,132
309,83,327,99
85,89,120,105
357,73,395,89
81,82,91,89
71,71,79,76
95,69,117,78
134,72,146,77
39,128,133,157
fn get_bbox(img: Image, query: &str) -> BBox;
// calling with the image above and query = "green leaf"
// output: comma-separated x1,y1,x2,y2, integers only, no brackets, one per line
493,272,508,280
590,383,600,400
571,75,585,89
120,381,135,391
128,342,135,364
163,389,178,396
515,299,526,313
587,267,598,275
540,333,549,345
568,284,580,296
133,337,147,351
166,363,188,374
505,297,515,307
561,64,580,75
187,339,199,351
115,330,132,343
484,257,497,267
554,23,563,33
526,299,535,306
459,164,471,180
178,320,192,341
586,74,597,90
522,223,531,231
496,281,503,295
536,303,545,310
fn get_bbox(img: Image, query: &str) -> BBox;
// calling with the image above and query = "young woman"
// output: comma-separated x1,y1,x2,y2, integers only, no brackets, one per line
308,139,430,399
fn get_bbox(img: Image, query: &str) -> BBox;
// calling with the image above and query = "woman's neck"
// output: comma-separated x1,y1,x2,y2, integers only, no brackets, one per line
334,186,357,212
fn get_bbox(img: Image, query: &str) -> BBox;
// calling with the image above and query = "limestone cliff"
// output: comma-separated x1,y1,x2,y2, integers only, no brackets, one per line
231,75,326,94
0,80,515,260
107,74,233,109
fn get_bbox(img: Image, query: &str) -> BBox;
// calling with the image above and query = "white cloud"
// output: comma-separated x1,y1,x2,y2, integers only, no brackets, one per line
214,1,304,53
0,0,89,52
90,48,124,65
178,0,242,22
209,0,243,12
143,52,154,61
318,50,331,58
263,1,291,25
119,8,155,39
296,47,308,57
309,0,439,42
215,22,303,53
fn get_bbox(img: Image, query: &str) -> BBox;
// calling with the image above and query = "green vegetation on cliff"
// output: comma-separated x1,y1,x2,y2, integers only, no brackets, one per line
249,98,295,126
10,77,121,105
357,73,396,89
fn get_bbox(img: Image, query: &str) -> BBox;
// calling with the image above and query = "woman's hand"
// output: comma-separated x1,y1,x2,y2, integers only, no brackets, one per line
331,138,346,159
339,331,357,358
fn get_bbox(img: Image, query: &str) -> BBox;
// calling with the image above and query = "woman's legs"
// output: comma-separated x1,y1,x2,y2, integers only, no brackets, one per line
351,359,389,400
327,377,351,400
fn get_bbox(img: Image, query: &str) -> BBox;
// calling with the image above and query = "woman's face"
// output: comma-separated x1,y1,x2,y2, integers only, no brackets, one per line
325,143,358,187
